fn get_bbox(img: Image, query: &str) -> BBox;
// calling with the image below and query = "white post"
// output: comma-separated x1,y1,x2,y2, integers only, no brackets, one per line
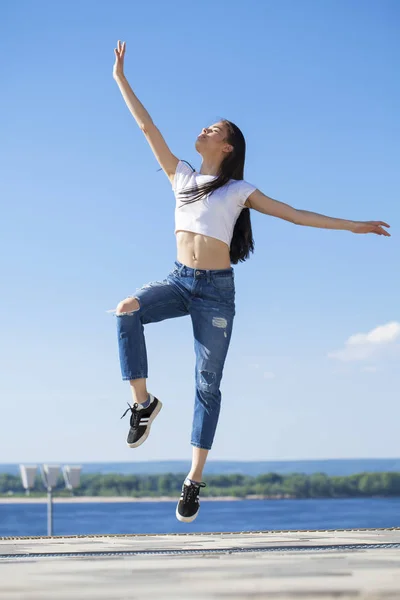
47,488,53,536
42,465,60,537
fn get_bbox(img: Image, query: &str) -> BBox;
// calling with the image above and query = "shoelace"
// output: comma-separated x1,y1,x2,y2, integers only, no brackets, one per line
182,482,206,503
120,402,141,428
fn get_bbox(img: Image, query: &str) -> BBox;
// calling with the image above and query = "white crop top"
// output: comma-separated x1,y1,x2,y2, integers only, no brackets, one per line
172,160,257,246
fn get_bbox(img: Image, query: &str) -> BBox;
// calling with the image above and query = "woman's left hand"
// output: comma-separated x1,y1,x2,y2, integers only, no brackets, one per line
351,221,391,236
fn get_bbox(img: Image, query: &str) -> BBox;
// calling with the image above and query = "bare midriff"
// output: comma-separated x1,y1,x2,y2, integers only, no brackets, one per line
175,230,232,270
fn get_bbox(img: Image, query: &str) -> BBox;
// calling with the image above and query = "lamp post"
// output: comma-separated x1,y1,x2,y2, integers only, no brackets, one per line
41,465,60,537
19,464,82,536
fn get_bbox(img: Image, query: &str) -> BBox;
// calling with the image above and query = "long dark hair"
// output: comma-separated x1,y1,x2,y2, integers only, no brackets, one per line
178,120,255,265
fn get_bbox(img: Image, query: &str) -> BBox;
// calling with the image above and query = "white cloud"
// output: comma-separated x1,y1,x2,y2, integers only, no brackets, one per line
247,362,275,379
361,366,378,373
263,371,275,380
328,321,400,362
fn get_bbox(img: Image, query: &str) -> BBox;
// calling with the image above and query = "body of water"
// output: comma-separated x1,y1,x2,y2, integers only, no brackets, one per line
1,498,399,538
2,459,400,477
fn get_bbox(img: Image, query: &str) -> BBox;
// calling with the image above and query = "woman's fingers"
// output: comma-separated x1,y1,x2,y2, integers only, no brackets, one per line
375,226,390,236
376,223,391,236
114,41,125,61
366,221,391,236
354,220,391,236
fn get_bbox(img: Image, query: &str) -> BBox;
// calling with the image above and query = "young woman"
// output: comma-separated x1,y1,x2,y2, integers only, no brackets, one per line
112,41,390,523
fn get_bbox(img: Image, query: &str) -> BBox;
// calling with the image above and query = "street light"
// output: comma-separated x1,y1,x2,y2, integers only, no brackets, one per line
41,465,60,537
62,465,82,492
19,465,37,497
19,463,82,536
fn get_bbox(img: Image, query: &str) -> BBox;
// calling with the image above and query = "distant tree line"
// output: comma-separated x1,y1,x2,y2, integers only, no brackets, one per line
1,471,400,499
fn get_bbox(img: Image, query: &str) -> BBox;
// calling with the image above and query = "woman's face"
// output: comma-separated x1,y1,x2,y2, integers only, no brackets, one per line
195,121,229,154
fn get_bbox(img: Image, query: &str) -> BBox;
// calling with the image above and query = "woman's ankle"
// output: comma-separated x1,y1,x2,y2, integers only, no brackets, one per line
187,473,203,484
129,379,148,404
134,392,150,405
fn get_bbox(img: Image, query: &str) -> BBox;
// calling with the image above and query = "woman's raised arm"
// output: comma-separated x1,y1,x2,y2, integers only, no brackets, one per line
113,41,179,182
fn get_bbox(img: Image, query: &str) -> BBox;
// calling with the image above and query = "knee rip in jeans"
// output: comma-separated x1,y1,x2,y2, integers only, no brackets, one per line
116,297,140,317
199,370,217,392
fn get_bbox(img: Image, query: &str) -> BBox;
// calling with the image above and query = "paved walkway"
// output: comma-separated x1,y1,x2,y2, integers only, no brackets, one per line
1,528,399,599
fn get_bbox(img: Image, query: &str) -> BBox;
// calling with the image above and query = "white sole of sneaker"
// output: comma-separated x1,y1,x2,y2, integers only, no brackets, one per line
127,400,163,449
175,506,200,523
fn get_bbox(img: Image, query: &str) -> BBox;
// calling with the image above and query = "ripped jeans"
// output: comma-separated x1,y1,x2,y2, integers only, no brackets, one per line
116,260,235,450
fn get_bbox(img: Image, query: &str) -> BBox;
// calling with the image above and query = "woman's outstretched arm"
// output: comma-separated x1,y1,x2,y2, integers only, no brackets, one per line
245,189,390,236
113,41,179,182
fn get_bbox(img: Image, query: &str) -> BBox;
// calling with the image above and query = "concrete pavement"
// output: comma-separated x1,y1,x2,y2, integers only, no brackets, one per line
0,528,399,599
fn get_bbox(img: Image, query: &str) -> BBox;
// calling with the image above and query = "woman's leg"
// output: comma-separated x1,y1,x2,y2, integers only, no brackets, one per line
116,277,189,392
188,295,235,480
176,293,234,522
115,274,189,447
188,447,209,482
115,297,148,404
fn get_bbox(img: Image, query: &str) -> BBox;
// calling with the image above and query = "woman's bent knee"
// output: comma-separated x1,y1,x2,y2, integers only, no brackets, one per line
116,297,140,316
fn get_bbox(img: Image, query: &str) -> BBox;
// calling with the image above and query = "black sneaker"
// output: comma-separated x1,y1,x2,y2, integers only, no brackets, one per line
176,478,206,523
120,394,162,448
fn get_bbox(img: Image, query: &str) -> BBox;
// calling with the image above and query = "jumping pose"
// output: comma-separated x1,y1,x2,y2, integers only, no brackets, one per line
112,41,390,523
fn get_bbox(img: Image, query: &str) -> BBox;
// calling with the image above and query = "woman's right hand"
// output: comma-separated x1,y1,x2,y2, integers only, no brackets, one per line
113,40,126,80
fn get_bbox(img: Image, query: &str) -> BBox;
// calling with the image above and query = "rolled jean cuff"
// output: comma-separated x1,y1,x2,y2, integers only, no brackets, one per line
122,374,147,381
191,441,212,451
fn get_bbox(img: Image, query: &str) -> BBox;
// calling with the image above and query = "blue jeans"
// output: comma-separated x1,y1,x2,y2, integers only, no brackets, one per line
116,260,236,450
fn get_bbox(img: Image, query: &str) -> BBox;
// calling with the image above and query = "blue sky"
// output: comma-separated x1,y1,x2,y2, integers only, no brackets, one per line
1,0,398,463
